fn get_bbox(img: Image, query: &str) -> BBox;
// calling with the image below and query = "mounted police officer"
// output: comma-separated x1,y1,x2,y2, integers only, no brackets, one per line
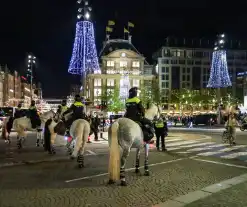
14,103,24,119
125,87,154,142
28,100,41,128
63,95,85,129
57,99,68,120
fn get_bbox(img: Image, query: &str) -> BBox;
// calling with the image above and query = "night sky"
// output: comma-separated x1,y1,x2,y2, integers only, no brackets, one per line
0,0,246,98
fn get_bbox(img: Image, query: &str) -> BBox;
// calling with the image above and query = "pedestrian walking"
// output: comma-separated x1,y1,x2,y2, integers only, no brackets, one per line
154,116,168,151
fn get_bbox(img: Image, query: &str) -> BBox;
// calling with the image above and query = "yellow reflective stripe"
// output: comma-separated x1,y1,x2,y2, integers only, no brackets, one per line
74,102,85,107
155,123,164,128
126,97,140,103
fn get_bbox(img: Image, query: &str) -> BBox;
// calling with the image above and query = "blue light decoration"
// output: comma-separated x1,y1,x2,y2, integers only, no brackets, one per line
207,50,232,88
68,21,100,75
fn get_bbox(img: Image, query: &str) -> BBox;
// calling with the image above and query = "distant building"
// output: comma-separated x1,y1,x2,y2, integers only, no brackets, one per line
153,37,247,104
86,38,155,108
0,65,42,107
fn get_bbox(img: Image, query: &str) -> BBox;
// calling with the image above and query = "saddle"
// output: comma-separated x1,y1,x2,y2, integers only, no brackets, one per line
136,119,155,142
30,116,41,129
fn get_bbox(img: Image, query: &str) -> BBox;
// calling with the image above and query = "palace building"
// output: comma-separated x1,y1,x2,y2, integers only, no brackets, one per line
86,37,155,107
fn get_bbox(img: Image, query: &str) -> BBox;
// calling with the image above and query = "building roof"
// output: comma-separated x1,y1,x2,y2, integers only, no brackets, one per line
99,39,141,57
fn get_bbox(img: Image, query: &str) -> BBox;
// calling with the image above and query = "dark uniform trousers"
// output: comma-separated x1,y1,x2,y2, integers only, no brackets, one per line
154,121,167,150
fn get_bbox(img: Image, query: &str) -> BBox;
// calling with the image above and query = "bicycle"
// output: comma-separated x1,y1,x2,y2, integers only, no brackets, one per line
222,127,234,145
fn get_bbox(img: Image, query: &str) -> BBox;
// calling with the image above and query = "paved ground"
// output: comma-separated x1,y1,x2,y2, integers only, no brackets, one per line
1,130,247,206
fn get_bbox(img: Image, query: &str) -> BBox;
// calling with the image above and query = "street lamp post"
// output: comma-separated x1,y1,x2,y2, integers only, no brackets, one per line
28,54,36,101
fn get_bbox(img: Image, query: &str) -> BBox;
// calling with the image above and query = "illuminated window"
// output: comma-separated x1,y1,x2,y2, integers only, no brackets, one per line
107,79,115,86
120,61,127,67
94,99,101,106
106,70,115,74
132,61,140,67
132,79,140,87
132,70,140,75
107,89,114,95
107,61,114,67
94,89,102,96
94,79,101,87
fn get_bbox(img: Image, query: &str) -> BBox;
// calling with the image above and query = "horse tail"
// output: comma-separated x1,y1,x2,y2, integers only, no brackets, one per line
108,121,120,181
44,119,52,151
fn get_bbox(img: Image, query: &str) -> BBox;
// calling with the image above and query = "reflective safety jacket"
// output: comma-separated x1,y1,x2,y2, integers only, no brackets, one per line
155,120,164,128
61,105,68,114
64,101,85,119
125,97,145,122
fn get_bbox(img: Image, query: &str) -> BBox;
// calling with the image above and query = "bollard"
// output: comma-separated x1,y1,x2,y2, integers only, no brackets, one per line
100,132,103,139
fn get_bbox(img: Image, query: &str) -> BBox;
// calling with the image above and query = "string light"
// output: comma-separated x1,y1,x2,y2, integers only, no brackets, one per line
119,71,130,100
68,21,100,75
207,50,232,88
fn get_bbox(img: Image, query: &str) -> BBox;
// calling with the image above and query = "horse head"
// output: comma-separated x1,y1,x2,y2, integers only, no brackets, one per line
40,110,56,123
145,103,162,121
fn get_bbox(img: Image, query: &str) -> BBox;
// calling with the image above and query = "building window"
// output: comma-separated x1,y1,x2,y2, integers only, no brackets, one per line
94,89,102,96
132,61,140,67
132,79,140,87
107,89,114,94
161,74,169,81
161,67,169,73
132,70,140,75
94,79,101,87
120,61,127,68
161,59,169,64
107,79,114,86
161,81,169,88
106,70,115,74
171,60,177,64
94,99,101,106
107,61,114,67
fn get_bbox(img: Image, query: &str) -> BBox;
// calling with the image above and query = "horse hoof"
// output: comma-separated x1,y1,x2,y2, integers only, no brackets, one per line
121,180,127,186
36,144,40,147
135,169,140,174
144,171,150,176
108,179,115,185
70,156,76,160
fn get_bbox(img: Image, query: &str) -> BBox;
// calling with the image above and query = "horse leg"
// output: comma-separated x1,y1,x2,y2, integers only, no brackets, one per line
17,129,25,149
49,133,56,154
77,146,85,168
36,131,40,147
135,147,141,174
120,147,130,186
144,143,150,176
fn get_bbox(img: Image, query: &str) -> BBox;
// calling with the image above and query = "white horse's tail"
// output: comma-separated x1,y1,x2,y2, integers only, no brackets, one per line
108,121,120,181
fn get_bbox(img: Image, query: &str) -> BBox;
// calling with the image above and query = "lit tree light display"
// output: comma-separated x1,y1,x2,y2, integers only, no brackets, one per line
68,21,100,75
207,34,232,88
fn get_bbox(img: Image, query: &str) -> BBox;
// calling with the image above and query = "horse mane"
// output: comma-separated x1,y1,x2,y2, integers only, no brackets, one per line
145,103,158,120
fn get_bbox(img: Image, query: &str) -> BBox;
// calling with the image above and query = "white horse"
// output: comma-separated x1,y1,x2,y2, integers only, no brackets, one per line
44,116,90,168
2,110,55,149
108,103,161,186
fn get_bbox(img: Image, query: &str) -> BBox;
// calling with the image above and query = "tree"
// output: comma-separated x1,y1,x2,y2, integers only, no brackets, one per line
152,79,161,104
107,87,125,113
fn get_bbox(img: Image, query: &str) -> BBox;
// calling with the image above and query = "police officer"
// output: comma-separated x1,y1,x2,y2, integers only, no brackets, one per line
125,87,145,122
28,100,39,128
125,87,154,141
57,100,68,118
14,103,24,119
154,116,168,151
63,95,85,128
